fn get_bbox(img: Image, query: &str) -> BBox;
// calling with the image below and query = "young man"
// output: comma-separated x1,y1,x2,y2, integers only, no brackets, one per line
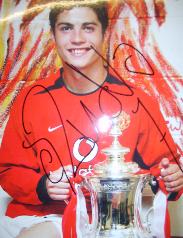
0,1,182,238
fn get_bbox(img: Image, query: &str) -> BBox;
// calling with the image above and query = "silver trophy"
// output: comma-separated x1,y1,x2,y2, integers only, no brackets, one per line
84,112,155,238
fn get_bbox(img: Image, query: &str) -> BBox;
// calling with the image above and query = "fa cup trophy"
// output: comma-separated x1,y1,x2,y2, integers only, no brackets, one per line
63,112,157,238
87,112,154,238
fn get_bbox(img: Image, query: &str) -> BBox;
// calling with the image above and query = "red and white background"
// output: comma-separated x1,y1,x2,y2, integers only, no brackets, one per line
0,0,182,236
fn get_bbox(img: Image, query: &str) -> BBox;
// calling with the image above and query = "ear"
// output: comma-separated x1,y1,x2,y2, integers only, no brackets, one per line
50,29,56,42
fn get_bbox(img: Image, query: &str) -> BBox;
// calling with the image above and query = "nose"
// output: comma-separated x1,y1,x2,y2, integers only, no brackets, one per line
70,29,85,45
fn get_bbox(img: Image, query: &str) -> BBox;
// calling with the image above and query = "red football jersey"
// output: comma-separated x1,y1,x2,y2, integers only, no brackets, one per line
0,69,180,220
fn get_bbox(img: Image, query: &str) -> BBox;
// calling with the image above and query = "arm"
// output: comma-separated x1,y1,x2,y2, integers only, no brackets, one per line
135,92,182,196
0,91,43,205
0,121,42,204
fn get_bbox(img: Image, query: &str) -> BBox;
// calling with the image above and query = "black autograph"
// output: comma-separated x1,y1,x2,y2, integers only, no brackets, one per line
113,43,154,76
0,43,182,194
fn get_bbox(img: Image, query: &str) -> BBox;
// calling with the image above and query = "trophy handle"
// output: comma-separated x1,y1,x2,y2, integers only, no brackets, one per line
144,207,154,233
134,174,154,237
62,176,98,238
75,179,98,238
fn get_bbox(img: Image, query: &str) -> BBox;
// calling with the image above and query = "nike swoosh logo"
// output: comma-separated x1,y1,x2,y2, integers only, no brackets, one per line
48,124,63,132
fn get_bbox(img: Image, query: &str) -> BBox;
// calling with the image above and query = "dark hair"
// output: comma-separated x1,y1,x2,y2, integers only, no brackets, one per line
49,1,108,35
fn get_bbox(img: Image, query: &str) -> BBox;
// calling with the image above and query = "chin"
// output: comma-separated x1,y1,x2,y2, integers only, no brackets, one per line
66,61,90,70
73,65,89,72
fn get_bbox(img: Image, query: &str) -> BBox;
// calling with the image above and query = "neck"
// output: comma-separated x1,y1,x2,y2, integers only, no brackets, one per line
62,62,107,94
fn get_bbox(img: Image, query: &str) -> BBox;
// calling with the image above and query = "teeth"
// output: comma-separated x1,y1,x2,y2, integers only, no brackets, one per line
70,49,86,56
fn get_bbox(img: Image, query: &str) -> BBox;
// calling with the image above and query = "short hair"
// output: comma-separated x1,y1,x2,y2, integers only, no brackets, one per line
49,1,108,35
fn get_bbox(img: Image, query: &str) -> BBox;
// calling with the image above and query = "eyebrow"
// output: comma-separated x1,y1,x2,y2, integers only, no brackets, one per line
56,22,98,27
83,22,98,27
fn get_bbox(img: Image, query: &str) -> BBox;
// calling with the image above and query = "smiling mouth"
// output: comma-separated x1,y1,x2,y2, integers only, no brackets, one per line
68,48,91,56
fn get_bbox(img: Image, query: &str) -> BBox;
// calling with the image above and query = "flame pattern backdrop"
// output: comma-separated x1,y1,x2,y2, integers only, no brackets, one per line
0,0,183,236
0,0,183,152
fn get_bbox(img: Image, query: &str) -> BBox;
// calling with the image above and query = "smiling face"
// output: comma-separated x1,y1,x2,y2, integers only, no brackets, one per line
53,7,104,71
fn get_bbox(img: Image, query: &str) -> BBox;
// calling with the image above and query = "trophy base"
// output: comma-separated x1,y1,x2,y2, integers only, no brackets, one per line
97,227,135,238
96,227,152,238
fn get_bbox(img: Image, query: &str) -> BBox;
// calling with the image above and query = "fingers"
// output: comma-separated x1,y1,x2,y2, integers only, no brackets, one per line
47,179,70,189
46,179,71,200
49,172,69,183
163,169,183,192
64,165,74,173
164,181,183,192
46,165,73,201
52,165,73,181
160,157,169,170
161,163,178,177
162,168,180,182
48,187,70,200
48,193,70,200
160,159,183,192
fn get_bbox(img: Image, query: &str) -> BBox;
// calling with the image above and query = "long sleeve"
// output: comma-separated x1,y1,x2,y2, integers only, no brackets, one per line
0,91,43,205
134,93,182,198
136,93,179,168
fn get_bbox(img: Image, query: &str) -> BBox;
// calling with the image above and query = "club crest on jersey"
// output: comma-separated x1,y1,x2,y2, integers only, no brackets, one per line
115,111,131,133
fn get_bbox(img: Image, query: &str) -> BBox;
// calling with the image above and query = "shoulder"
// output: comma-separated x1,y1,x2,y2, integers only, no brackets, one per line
106,73,162,116
23,69,61,94
16,69,63,99
10,69,63,114
106,73,157,103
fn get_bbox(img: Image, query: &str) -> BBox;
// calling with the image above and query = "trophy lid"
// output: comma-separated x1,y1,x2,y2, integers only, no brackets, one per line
93,111,140,179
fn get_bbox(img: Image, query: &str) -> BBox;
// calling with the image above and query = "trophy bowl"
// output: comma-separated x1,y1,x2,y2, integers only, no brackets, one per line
86,112,154,238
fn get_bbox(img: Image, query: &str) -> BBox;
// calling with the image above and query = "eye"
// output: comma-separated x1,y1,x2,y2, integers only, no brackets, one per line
84,26,95,33
59,25,72,32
